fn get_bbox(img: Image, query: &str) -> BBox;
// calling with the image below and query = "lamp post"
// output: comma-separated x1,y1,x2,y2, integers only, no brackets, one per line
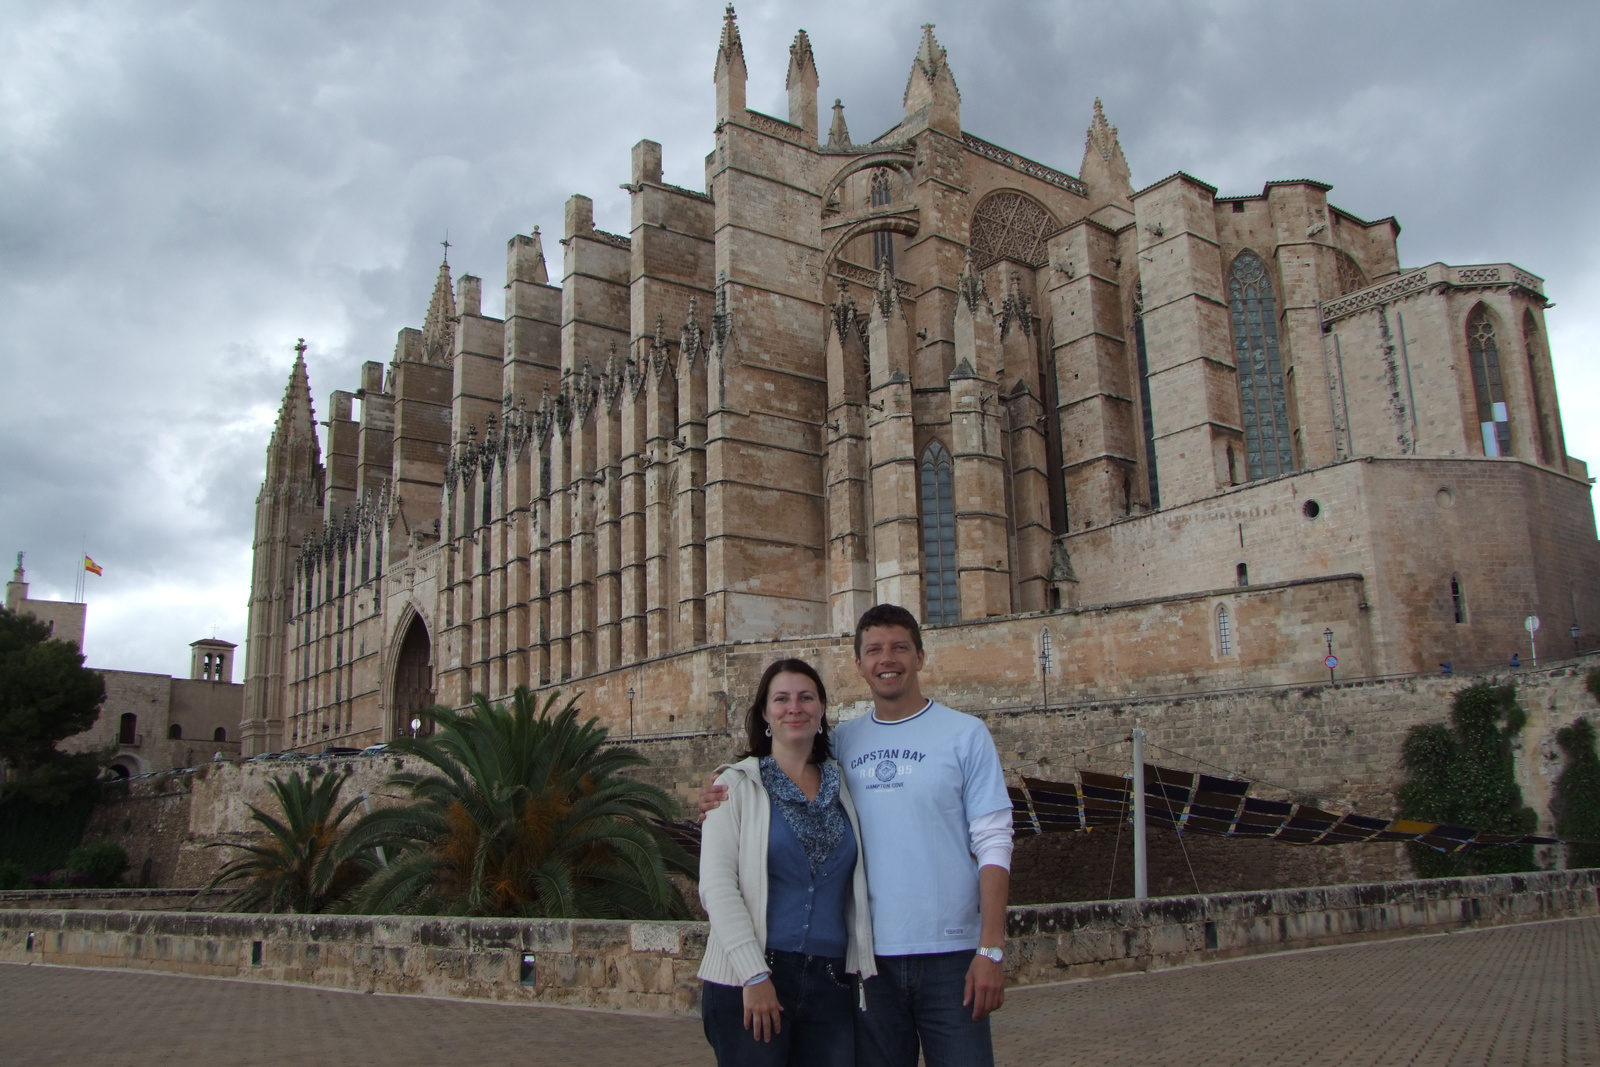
1323,628,1337,684
1039,627,1053,711
627,687,636,738
410,716,421,739
1571,623,1581,653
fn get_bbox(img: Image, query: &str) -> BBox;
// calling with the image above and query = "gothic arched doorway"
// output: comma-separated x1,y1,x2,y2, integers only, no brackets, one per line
392,615,435,739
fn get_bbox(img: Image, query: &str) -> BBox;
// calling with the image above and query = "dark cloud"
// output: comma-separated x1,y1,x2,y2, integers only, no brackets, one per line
3,0,1596,676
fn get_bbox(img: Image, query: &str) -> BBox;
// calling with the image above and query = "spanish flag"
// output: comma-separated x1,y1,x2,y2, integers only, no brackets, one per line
84,557,103,576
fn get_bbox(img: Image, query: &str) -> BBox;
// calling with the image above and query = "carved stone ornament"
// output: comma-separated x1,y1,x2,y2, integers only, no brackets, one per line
969,190,1060,270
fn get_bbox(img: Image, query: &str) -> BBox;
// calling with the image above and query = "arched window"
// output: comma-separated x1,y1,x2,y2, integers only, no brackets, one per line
1132,279,1159,507
119,713,137,745
1466,305,1511,457
213,727,227,742
1217,605,1233,655
167,724,182,740
1451,575,1466,624
1229,251,1294,480
871,168,894,273
1236,562,1249,588
920,440,958,624
1522,311,1557,465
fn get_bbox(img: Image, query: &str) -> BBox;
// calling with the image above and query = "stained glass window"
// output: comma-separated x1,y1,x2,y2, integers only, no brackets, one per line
1229,251,1294,480
1467,305,1511,457
1132,280,1159,508
969,191,1059,269
920,440,958,623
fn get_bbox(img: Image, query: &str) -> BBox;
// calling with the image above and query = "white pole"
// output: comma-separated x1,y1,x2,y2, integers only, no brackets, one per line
1131,728,1148,900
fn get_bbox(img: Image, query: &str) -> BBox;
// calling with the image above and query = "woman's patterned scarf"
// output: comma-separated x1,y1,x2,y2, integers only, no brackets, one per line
759,757,848,875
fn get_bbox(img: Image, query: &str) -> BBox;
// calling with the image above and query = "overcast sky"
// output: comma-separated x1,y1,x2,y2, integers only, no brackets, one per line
3,0,1597,679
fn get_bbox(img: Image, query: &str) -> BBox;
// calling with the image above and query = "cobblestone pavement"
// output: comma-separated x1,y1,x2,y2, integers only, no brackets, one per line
2,918,1594,1066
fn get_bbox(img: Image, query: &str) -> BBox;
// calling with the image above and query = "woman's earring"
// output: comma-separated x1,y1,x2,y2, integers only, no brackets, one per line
764,726,772,737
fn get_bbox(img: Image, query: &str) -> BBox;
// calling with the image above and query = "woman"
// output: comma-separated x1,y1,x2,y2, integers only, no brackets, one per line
698,658,875,1066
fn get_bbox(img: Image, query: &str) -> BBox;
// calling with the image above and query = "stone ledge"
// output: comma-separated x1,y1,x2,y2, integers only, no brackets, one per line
0,869,1594,1015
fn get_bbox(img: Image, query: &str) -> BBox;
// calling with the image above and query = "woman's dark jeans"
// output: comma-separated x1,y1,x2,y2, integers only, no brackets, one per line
702,950,857,1066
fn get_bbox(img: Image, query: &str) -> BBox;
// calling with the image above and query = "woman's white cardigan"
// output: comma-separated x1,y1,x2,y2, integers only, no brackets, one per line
696,756,877,986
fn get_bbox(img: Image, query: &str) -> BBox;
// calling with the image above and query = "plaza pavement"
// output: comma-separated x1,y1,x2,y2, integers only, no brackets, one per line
1,917,1594,1065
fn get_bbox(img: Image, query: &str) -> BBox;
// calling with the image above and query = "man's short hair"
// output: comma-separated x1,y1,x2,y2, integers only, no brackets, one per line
854,603,924,657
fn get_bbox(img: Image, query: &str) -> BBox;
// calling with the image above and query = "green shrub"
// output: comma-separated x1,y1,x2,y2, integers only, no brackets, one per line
1553,717,1600,869
0,788,96,875
1587,668,1600,703
66,840,128,888
1398,682,1538,878
0,859,23,890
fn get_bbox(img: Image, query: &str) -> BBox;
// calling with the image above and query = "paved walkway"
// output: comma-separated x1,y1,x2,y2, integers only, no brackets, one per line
2,918,1595,1066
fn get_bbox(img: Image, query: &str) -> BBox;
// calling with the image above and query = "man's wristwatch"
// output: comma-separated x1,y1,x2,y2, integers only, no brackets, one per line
976,946,1004,964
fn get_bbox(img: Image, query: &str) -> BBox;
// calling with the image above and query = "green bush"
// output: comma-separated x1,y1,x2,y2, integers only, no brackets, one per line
0,788,96,875
1398,682,1538,878
66,840,128,888
1553,717,1600,869
0,859,23,890
1587,668,1600,703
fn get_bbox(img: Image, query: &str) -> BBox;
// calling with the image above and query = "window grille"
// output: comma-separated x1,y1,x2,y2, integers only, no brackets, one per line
1217,605,1232,655
1467,306,1511,457
920,440,958,623
1229,251,1294,480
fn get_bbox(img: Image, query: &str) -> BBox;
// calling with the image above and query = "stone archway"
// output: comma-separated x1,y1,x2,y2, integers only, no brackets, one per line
392,615,435,739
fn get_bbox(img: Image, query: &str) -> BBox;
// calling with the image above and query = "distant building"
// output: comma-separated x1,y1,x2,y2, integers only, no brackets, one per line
240,16,1600,756
6,554,86,649
6,554,242,776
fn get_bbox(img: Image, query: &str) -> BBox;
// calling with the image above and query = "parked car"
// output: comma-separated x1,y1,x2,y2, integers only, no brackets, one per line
321,746,362,757
360,743,390,756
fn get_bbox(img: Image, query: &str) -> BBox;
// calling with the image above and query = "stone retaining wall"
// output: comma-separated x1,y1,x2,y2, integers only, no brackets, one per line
2,870,1595,1015
0,889,231,912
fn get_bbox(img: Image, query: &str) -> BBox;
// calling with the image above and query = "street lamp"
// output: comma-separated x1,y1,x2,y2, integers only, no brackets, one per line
1323,628,1337,684
1039,627,1053,711
627,687,636,738
1571,623,1581,652
410,716,421,739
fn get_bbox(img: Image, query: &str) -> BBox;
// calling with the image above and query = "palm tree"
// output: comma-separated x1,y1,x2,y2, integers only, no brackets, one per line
201,769,376,912
343,687,693,919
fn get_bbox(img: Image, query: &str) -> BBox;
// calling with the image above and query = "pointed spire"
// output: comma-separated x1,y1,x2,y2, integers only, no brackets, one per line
714,5,748,122
1080,97,1134,209
528,225,548,284
874,259,897,319
277,339,316,439
717,4,744,68
421,256,457,363
787,29,819,140
828,98,851,148
267,338,320,485
902,24,960,135
787,29,815,86
957,248,986,315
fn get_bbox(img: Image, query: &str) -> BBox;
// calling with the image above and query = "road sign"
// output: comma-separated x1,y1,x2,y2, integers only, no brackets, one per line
1525,615,1540,633
1325,655,1339,669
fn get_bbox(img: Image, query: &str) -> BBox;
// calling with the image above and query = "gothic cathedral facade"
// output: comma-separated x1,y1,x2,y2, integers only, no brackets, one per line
240,15,1599,755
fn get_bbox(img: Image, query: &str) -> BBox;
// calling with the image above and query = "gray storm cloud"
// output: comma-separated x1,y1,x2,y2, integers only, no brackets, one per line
2,0,1596,676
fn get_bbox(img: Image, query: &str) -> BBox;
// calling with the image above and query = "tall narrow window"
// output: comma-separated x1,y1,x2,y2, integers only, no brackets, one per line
1522,311,1556,465
1132,280,1160,507
1451,575,1466,624
1229,251,1294,480
870,169,894,273
920,440,958,623
1236,562,1249,587
1217,605,1233,655
119,713,137,745
482,470,493,526
1467,305,1511,457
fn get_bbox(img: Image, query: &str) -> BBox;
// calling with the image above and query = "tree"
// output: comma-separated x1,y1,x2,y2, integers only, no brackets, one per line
345,687,693,919
202,769,376,912
0,606,105,802
1398,682,1538,878
1552,717,1600,870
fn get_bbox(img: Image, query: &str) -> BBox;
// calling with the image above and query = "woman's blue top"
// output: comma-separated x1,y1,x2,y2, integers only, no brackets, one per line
760,758,857,960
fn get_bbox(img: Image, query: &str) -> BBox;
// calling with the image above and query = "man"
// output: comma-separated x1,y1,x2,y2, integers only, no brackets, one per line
703,603,1013,1067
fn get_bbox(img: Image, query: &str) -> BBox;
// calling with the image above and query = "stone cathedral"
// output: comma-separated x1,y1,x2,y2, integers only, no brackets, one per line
240,13,1599,756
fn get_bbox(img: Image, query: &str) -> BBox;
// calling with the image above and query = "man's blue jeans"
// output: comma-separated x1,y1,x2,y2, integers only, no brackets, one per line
856,951,994,1067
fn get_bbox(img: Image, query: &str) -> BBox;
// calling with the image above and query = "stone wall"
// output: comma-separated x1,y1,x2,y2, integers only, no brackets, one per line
2,869,1594,1016
77,658,1600,897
